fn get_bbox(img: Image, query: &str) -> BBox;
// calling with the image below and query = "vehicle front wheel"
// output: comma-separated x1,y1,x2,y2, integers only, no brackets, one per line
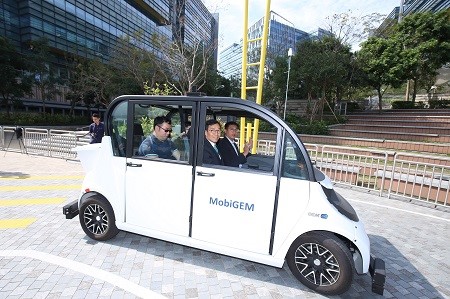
286,231,354,295
79,196,119,241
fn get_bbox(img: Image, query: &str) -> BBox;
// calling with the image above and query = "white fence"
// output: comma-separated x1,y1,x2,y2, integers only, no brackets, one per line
1,126,448,207
1,126,90,159
313,146,389,196
387,153,449,206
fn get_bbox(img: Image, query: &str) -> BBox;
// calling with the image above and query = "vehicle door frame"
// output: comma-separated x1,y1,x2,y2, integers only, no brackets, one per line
122,97,198,235
193,100,286,254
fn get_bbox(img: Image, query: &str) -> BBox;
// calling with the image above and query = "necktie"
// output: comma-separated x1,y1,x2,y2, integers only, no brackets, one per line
213,144,221,159
233,142,239,155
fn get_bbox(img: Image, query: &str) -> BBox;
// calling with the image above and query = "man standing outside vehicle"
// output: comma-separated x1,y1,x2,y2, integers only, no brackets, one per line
203,119,223,165
217,121,252,167
89,113,105,144
138,116,181,160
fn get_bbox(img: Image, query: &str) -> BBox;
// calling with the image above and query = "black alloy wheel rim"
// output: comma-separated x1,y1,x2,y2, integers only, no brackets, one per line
83,204,108,235
294,242,340,286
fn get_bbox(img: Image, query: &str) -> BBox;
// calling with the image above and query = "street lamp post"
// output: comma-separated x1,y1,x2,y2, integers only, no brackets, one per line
283,48,293,120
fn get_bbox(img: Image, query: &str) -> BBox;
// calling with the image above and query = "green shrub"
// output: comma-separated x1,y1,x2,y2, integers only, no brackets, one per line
0,112,88,126
429,99,450,109
346,101,362,112
301,121,329,135
391,101,415,109
139,116,154,136
283,114,329,135
415,102,426,109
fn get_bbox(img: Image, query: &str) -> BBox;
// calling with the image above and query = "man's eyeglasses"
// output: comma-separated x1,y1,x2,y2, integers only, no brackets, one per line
157,125,172,133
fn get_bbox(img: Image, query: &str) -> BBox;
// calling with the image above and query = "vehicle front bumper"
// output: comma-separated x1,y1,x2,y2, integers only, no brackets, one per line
369,255,386,295
63,199,79,219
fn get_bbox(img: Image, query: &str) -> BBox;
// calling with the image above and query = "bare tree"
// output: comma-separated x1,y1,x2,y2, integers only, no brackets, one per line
324,10,386,48
68,57,115,109
113,31,162,93
151,0,217,95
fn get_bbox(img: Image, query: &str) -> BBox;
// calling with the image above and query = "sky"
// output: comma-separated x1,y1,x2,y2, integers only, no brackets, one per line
202,0,401,52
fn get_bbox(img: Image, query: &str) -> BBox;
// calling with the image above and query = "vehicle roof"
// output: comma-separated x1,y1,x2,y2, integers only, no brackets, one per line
107,94,285,123
109,94,270,108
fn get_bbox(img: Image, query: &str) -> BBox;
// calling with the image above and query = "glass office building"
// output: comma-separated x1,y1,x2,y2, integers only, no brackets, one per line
0,0,217,59
218,11,328,79
218,43,242,80
401,0,449,14
377,0,449,35
0,0,217,96
247,11,311,58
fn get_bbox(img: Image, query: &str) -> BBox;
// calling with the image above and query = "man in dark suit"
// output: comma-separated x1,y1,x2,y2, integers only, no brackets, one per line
202,119,223,165
217,121,252,167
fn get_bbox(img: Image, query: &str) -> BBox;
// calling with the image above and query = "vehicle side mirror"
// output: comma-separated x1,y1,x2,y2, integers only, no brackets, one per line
314,168,333,189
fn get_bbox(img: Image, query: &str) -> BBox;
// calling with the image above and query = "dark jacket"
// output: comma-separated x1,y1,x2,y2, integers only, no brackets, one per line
217,137,248,167
203,138,223,165
89,122,105,144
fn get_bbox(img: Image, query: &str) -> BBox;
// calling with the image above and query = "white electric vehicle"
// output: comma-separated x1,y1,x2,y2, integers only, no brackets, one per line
64,95,385,295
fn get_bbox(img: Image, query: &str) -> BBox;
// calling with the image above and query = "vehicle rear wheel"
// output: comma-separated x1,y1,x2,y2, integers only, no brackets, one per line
79,196,119,241
286,231,354,295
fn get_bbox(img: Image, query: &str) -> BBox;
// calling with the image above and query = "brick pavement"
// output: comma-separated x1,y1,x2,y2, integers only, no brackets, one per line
0,152,449,298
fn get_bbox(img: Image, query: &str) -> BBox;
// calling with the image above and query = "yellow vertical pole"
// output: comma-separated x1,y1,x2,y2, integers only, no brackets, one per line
239,116,246,151
240,0,271,154
241,0,249,101
251,0,271,154
246,122,252,145
255,0,271,105
240,0,250,148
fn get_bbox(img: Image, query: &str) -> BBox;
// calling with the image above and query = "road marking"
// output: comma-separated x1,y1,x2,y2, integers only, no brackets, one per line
0,175,84,180
0,250,165,299
348,198,450,222
0,198,66,206
0,185,81,191
0,218,37,229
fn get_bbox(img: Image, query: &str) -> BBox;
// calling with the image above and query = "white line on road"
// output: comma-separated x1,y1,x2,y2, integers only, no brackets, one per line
0,249,165,299
348,198,450,222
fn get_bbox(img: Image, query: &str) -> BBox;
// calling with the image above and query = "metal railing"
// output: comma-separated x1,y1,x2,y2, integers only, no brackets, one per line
387,152,449,206
24,128,50,156
315,145,389,196
1,126,90,159
1,126,448,207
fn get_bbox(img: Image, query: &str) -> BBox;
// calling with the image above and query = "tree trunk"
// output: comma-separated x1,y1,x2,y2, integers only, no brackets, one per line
40,86,46,114
377,87,383,112
411,78,417,103
1,98,11,117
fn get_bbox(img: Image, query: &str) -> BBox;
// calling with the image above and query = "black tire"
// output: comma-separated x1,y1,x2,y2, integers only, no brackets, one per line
286,231,354,295
79,196,119,241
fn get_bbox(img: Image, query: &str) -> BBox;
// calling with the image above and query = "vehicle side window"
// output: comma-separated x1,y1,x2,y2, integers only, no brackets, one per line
110,101,127,157
132,103,192,163
201,105,277,173
281,133,308,180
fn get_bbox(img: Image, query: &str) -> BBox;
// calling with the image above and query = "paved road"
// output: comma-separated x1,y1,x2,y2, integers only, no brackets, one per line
0,152,449,298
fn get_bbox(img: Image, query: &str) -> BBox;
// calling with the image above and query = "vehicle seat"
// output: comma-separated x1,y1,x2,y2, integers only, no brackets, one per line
133,123,144,155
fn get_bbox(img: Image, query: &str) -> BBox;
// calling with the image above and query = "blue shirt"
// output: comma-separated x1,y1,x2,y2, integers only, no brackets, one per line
138,134,177,159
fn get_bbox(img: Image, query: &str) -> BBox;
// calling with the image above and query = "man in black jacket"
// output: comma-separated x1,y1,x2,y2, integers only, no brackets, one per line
217,121,252,167
203,119,223,165
89,113,105,144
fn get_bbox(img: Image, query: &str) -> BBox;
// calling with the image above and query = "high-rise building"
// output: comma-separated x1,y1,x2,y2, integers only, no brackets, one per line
218,11,330,79
0,0,217,110
400,0,449,15
218,43,242,80
0,0,217,62
376,0,449,35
